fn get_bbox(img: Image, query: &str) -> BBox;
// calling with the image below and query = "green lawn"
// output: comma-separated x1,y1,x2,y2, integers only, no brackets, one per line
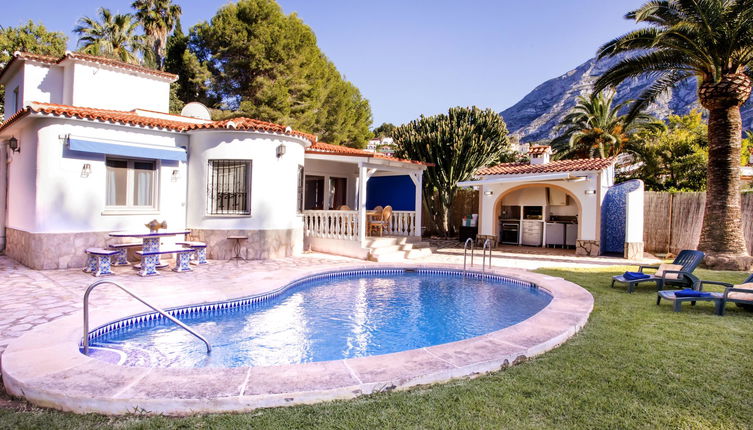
1,266,752,429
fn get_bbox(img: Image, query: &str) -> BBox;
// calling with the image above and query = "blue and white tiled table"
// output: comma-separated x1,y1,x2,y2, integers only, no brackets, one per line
109,230,190,276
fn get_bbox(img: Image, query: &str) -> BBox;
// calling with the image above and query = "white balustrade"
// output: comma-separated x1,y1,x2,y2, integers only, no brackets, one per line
303,210,359,240
389,211,416,236
303,210,417,240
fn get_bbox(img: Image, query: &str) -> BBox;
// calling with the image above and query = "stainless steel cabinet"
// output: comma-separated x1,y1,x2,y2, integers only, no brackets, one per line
565,224,578,246
521,221,543,246
545,223,564,247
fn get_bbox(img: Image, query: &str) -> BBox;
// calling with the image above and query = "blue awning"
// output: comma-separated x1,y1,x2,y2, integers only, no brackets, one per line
68,138,187,161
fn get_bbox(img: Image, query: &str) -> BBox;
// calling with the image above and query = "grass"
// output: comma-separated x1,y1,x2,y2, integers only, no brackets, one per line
1,266,752,429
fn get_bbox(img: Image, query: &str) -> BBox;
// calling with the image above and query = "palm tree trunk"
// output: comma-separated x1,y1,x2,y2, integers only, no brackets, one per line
697,74,752,270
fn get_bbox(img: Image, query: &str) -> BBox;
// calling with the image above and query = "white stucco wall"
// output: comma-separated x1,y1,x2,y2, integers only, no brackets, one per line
7,118,189,233
186,130,308,231
478,172,604,242
2,69,24,120
625,180,645,243
68,62,171,112
23,63,63,107
5,125,38,232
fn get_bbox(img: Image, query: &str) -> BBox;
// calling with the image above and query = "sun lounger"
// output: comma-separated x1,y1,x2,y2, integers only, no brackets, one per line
611,249,705,293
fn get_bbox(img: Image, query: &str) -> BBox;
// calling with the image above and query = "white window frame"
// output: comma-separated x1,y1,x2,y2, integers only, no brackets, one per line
103,157,160,214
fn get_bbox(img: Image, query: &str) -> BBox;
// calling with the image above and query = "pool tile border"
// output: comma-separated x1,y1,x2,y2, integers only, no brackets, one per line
2,263,593,416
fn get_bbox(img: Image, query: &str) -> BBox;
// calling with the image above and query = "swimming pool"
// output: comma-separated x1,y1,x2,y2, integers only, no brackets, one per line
86,268,552,368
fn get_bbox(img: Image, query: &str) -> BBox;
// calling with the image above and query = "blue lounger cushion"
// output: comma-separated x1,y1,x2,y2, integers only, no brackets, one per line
674,289,712,298
623,271,651,281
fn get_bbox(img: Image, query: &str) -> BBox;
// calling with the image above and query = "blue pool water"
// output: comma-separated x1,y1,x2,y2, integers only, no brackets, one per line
88,270,551,368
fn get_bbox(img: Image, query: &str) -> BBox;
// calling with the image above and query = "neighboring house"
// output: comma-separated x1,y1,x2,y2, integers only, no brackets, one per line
366,137,396,157
0,52,426,269
459,145,644,259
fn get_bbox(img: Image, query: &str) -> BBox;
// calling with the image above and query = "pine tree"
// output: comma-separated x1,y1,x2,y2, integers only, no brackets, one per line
190,0,372,145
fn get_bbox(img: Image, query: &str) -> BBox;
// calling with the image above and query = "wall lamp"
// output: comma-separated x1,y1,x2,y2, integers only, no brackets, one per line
276,143,286,158
484,190,494,196
584,189,596,195
171,169,181,182
7,136,19,153
80,163,92,178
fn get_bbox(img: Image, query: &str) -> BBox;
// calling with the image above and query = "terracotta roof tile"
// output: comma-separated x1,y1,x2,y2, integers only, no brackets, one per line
0,51,177,83
191,117,318,142
63,52,177,80
307,141,431,166
477,158,616,175
528,145,552,155
0,102,315,144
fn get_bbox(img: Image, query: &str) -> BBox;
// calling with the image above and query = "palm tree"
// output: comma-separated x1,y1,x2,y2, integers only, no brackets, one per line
132,0,182,69
552,90,663,159
74,8,144,64
595,0,753,270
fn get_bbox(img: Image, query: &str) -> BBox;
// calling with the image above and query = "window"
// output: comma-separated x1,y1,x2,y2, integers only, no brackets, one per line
297,165,304,212
207,160,251,215
304,175,325,210
106,158,157,208
328,177,347,209
12,86,20,113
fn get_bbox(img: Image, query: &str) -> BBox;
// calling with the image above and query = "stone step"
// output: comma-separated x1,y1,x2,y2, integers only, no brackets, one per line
364,237,408,248
369,244,403,256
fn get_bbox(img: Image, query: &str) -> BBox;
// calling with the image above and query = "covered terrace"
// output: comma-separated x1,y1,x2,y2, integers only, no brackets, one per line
302,142,429,259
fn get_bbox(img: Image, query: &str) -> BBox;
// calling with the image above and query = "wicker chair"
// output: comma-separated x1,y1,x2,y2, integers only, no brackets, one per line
338,205,351,210
368,205,392,236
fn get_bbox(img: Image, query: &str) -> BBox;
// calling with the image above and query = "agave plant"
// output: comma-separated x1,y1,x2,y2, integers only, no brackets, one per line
594,0,753,270
552,90,664,159
74,8,144,64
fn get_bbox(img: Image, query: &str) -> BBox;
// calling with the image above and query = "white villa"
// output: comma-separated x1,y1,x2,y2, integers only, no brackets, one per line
0,51,427,269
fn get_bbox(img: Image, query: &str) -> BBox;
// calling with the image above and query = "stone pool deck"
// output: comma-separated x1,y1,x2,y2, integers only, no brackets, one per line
1,251,595,415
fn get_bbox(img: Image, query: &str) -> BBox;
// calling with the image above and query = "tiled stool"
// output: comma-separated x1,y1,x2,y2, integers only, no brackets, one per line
177,241,208,265
107,242,142,266
83,248,118,277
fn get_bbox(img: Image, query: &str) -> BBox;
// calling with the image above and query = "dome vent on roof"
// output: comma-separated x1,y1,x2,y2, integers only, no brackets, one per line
180,102,212,120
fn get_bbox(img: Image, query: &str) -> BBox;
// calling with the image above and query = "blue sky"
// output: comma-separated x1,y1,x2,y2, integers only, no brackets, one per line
2,0,644,127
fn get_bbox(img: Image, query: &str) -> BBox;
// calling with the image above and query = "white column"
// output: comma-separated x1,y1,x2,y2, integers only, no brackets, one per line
358,165,368,244
410,172,423,238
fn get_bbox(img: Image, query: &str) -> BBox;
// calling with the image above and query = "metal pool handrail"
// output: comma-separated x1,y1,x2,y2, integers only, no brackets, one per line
463,237,474,273
482,238,493,272
82,279,211,354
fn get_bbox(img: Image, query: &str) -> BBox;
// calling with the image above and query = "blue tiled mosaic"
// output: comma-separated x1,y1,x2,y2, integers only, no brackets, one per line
600,179,641,254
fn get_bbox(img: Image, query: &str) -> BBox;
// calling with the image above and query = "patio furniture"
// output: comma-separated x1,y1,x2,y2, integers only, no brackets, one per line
611,249,705,293
109,230,190,270
368,205,392,236
704,273,753,315
177,241,208,265
83,248,118,277
107,242,142,266
338,205,351,210
228,235,248,261
656,289,724,313
135,248,194,276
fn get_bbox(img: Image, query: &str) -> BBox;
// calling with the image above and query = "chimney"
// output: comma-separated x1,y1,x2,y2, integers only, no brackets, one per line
528,145,552,165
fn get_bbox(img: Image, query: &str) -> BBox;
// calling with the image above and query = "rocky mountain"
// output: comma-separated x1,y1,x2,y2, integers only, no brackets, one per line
500,54,753,142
